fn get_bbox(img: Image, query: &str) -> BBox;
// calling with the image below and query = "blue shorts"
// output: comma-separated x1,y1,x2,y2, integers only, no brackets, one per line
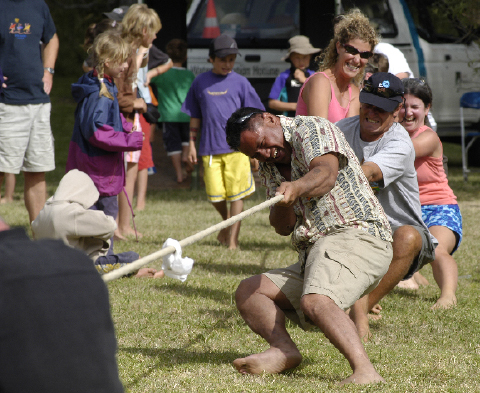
421,204,462,253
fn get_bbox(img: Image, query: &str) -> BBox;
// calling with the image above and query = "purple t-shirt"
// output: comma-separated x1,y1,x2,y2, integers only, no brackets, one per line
181,70,264,156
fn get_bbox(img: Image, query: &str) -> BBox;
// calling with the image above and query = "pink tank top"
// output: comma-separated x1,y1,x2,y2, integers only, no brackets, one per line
412,125,457,206
295,71,351,123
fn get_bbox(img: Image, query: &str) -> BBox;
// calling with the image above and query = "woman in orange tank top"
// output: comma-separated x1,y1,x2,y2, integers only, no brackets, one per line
399,77,462,310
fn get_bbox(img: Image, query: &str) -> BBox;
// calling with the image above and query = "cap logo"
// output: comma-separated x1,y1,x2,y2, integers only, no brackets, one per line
380,80,390,88
113,8,124,15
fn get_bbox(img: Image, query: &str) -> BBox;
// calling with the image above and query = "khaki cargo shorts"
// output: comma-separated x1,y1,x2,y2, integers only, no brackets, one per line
0,103,55,173
264,227,393,330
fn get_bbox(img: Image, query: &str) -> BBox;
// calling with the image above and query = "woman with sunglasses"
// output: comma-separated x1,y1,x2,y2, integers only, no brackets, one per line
399,78,462,310
296,9,378,122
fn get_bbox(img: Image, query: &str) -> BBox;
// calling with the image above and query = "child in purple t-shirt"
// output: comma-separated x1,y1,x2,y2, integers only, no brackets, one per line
182,34,264,250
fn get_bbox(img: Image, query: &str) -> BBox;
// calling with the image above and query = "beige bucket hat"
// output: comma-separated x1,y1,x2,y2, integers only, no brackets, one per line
281,35,321,61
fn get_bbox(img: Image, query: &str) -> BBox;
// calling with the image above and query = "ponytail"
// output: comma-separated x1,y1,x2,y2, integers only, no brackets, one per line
97,62,114,100
91,31,130,100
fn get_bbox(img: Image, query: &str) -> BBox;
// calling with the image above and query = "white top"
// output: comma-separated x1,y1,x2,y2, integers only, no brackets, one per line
374,42,414,78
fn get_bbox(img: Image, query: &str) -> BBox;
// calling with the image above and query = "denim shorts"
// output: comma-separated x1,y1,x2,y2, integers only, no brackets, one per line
421,204,462,253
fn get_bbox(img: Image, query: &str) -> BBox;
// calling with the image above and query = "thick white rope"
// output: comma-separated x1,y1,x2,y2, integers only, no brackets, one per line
102,194,284,282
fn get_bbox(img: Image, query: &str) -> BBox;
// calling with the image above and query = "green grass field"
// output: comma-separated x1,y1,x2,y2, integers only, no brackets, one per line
1,77,480,392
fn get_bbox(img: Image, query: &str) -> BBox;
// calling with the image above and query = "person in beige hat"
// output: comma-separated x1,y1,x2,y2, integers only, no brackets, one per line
268,35,320,117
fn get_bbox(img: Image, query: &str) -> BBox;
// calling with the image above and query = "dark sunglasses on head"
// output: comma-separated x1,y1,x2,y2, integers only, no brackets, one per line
362,82,402,98
235,111,263,124
343,44,373,59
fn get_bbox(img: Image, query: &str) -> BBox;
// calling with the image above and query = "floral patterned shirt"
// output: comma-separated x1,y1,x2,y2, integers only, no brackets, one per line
259,116,392,252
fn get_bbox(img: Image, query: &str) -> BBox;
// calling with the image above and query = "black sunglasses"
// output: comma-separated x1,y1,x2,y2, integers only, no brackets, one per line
362,82,403,98
343,44,373,59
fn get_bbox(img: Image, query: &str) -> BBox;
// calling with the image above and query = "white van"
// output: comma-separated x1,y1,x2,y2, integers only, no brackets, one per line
186,0,480,134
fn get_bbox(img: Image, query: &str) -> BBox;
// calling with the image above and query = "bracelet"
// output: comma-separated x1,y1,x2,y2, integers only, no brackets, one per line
190,135,197,141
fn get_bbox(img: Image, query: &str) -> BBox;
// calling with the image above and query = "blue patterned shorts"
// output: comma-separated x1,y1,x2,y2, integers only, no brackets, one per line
421,204,463,253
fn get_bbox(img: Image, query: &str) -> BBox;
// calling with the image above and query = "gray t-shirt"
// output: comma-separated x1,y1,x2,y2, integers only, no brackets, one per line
337,116,426,231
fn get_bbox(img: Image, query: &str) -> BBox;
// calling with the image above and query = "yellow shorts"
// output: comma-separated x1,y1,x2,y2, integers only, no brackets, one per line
202,152,255,202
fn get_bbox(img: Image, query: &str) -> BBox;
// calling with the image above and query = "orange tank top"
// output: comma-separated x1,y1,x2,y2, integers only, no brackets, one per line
412,125,457,205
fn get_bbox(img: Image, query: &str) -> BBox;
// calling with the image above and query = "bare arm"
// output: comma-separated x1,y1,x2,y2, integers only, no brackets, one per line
268,99,297,113
42,33,59,95
269,153,339,235
137,46,150,70
188,117,201,164
301,73,332,119
145,58,173,86
410,128,442,158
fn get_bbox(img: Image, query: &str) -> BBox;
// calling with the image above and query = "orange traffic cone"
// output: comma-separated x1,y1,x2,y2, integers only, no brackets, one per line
202,0,220,38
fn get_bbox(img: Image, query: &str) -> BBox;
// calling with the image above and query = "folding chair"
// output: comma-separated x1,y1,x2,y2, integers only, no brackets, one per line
460,92,480,181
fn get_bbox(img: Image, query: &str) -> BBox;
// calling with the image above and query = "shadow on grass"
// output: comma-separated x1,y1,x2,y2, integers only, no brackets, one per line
153,280,234,303
388,288,440,307
119,345,240,389
119,345,337,390
194,260,271,276
194,238,293,253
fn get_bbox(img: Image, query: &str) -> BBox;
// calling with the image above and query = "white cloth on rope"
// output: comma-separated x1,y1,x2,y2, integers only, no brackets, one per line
162,238,194,282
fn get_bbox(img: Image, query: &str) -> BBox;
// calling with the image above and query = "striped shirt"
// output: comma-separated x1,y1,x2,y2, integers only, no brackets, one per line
260,116,392,252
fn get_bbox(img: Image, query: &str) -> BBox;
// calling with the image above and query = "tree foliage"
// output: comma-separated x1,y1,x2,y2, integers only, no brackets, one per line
45,0,126,75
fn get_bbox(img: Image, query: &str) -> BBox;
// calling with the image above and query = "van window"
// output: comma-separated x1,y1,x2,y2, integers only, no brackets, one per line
341,0,397,38
402,0,477,44
187,0,300,48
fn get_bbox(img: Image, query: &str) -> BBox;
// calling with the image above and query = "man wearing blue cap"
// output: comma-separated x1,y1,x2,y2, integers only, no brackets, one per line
337,72,437,340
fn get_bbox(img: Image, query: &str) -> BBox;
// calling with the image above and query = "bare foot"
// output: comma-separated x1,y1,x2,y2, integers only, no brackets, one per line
397,276,419,290
339,370,385,386
136,202,145,211
217,227,230,246
431,295,457,310
228,239,239,250
370,303,382,314
0,197,13,204
118,227,143,239
368,313,382,321
135,268,157,277
233,346,302,375
413,271,430,286
113,230,126,242
153,270,165,279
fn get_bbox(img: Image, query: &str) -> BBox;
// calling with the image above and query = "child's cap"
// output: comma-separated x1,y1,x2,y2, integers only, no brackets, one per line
281,35,320,61
209,34,240,58
103,6,130,21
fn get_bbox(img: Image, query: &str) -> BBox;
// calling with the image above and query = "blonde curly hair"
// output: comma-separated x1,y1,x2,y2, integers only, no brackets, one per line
316,9,379,85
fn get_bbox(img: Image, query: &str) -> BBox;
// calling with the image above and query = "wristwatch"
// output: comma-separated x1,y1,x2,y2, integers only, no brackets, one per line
44,67,55,74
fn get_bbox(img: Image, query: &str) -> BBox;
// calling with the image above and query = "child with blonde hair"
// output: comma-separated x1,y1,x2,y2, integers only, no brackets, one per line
115,4,162,239
66,30,144,266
